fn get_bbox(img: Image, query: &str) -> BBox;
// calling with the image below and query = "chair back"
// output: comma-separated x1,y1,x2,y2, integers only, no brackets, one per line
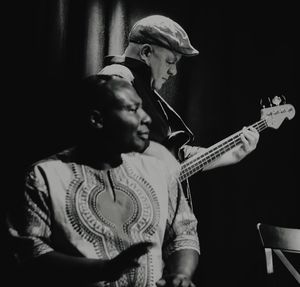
257,222,300,284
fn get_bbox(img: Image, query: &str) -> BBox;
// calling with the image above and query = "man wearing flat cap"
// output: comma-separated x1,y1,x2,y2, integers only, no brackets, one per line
129,15,199,56
98,14,259,287
99,14,259,170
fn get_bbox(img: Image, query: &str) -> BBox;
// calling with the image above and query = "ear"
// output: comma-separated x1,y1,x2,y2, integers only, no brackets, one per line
89,110,104,129
140,44,153,64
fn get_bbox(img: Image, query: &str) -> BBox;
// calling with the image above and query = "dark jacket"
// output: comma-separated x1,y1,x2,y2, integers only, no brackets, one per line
103,56,194,156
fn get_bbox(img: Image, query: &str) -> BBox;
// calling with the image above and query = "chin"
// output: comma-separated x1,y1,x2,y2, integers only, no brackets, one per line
156,83,164,90
152,81,163,91
136,140,150,153
142,140,150,152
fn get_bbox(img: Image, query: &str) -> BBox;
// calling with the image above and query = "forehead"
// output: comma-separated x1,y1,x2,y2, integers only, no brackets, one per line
153,45,182,61
112,85,142,107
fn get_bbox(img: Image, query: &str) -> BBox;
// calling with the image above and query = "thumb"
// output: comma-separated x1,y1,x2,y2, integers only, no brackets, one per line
156,278,166,287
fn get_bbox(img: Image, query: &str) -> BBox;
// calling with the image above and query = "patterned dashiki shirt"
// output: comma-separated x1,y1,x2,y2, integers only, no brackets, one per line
8,142,199,287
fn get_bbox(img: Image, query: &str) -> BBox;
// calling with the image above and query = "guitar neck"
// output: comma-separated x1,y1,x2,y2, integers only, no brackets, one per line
179,118,268,182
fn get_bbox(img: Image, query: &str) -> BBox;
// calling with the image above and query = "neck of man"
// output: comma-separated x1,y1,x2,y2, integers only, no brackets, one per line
76,137,123,170
123,45,156,90
123,43,144,62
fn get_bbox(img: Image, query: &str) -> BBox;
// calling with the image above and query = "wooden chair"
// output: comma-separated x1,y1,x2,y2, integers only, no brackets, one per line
257,223,300,284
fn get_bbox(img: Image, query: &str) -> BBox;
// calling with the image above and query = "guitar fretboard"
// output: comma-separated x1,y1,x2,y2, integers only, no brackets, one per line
179,119,268,182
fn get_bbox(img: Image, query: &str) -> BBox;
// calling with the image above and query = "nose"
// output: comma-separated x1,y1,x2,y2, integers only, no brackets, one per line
140,108,152,126
168,64,177,76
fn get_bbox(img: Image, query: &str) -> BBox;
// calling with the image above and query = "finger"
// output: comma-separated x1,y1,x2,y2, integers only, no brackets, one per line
156,278,167,286
127,241,154,257
130,257,141,268
248,127,260,143
118,242,154,267
170,276,190,287
178,278,191,287
241,127,258,147
243,131,259,148
175,279,191,287
172,276,181,286
113,242,152,271
243,133,255,145
243,126,257,133
180,278,196,287
239,132,248,148
243,127,259,141
248,126,259,134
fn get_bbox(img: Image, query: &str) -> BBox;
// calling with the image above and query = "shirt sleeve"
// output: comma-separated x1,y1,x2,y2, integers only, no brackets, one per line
144,141,181,177
162,174,200,260
7,164,54,262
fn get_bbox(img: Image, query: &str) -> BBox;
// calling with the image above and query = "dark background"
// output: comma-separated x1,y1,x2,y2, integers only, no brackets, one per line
4,1,299,286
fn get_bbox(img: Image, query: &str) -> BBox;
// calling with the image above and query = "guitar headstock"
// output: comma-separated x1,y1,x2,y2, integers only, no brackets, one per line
260,96,296,129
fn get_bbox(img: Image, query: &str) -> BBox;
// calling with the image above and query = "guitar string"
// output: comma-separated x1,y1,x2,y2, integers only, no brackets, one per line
179,120,267,181
179,104,295,181
179,119,268,182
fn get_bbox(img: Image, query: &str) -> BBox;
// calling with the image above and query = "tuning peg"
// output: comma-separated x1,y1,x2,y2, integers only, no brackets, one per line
281,94,287,104
259,98,264,108
271,95,287,106
271,95,282,106
260,98,269,108
268,97,273,107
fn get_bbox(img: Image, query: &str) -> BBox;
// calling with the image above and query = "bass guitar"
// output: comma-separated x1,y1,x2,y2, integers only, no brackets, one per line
177,98,295,182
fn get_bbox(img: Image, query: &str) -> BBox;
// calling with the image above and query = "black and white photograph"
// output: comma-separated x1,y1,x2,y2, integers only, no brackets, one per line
3,1,299,286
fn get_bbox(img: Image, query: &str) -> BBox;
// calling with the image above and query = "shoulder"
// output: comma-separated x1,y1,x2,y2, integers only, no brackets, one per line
26,148,74,178
123,146,180,188
25,156,60,192
143,141,181,177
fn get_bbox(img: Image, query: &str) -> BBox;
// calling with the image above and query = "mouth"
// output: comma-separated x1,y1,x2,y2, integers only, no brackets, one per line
138,131,150,140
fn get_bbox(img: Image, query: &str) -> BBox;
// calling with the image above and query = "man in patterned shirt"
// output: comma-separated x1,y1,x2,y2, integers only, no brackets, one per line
7,75,199,287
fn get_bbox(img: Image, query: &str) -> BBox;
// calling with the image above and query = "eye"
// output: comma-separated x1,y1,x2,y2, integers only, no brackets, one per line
167,57,177,65
127,106,139,113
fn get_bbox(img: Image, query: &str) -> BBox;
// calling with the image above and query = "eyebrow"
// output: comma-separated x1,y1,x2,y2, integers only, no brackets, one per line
124,102,142,109
169,52,180,63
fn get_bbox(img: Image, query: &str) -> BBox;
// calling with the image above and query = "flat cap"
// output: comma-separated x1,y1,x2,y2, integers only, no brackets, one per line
129,15,199,57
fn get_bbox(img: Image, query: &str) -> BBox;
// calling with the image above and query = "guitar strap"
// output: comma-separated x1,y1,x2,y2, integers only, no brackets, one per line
152,89,194,144
153,90,194,210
